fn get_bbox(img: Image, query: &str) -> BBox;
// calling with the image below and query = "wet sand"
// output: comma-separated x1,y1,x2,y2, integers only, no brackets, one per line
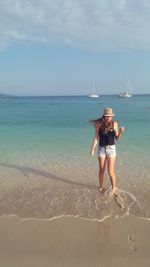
0,215,149,267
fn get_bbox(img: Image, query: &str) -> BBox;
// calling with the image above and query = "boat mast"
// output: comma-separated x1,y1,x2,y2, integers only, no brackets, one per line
92,80,96,94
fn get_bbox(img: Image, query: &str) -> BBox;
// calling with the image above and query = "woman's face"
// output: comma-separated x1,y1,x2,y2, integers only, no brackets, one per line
103,116,112,123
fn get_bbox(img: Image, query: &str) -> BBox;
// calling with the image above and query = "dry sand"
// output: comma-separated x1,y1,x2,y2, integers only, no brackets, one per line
0,214,149,267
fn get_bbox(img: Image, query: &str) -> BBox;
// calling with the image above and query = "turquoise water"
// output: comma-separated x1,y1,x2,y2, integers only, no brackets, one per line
0,95,150,220
0,95,149,162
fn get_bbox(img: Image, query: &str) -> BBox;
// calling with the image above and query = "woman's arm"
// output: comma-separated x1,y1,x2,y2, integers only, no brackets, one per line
114,122,124,140
90,125,99,156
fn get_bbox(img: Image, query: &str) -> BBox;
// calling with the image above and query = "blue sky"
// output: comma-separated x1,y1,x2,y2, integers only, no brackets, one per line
0,0,150,96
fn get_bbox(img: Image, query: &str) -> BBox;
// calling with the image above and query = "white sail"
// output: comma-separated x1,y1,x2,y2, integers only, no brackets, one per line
88,80,99,98
117,80,132,98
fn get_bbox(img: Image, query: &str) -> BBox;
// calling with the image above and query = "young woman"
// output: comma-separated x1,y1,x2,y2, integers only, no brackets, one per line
90,108,124,195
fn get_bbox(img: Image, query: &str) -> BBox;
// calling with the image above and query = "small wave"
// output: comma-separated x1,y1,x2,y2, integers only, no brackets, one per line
106,187,142,216
0,184,143,222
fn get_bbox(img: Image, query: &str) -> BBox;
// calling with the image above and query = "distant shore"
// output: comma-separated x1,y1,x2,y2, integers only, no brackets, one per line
0,214,149,267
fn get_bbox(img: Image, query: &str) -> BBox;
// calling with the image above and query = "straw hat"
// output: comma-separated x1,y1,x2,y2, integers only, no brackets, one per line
103,108,115,117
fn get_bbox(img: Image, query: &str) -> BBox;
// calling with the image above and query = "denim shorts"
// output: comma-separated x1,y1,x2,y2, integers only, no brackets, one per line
97,145,116,158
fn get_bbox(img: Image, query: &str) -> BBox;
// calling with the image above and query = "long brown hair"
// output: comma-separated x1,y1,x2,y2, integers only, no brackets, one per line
89,116,114,135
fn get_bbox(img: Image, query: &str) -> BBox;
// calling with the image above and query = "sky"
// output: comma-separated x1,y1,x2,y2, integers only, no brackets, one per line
0,0,150,96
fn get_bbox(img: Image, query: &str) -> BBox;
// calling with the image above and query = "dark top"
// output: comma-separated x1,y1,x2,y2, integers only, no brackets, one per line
99,126,115,147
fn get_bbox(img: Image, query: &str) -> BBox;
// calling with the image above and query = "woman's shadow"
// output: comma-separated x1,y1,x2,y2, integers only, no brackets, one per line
0,162,95,190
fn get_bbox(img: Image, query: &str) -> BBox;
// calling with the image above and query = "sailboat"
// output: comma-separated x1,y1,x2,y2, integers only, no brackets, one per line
117,80,132,98
88,80,99,98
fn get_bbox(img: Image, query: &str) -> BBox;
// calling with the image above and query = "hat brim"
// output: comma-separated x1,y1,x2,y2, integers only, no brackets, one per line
103,114,115,117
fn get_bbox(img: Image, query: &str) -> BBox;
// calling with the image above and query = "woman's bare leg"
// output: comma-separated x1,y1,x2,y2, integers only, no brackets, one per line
98,157,106,191
107,157,116,194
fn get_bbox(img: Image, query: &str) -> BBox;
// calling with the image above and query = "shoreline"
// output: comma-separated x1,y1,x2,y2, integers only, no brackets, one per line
0,212,150,223
0,214,149,267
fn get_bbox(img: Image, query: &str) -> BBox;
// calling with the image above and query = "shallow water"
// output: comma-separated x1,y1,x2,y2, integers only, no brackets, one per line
0,95,149,220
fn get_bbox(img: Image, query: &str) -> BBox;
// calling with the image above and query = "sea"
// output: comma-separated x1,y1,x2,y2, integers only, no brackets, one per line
0,95,150,221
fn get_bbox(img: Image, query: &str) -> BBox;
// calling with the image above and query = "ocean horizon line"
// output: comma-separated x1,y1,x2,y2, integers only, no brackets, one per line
0,93,150,98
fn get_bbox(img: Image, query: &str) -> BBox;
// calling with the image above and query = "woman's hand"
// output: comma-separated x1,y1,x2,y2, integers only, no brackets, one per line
90,148,95,156
114,123,124,140
119,126,125,134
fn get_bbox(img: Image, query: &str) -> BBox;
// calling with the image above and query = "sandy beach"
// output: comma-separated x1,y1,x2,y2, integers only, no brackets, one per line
0,96,150,267
0,214,149,267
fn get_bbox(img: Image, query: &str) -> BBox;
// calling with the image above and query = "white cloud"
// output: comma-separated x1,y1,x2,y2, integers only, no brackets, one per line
0,0,150,51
